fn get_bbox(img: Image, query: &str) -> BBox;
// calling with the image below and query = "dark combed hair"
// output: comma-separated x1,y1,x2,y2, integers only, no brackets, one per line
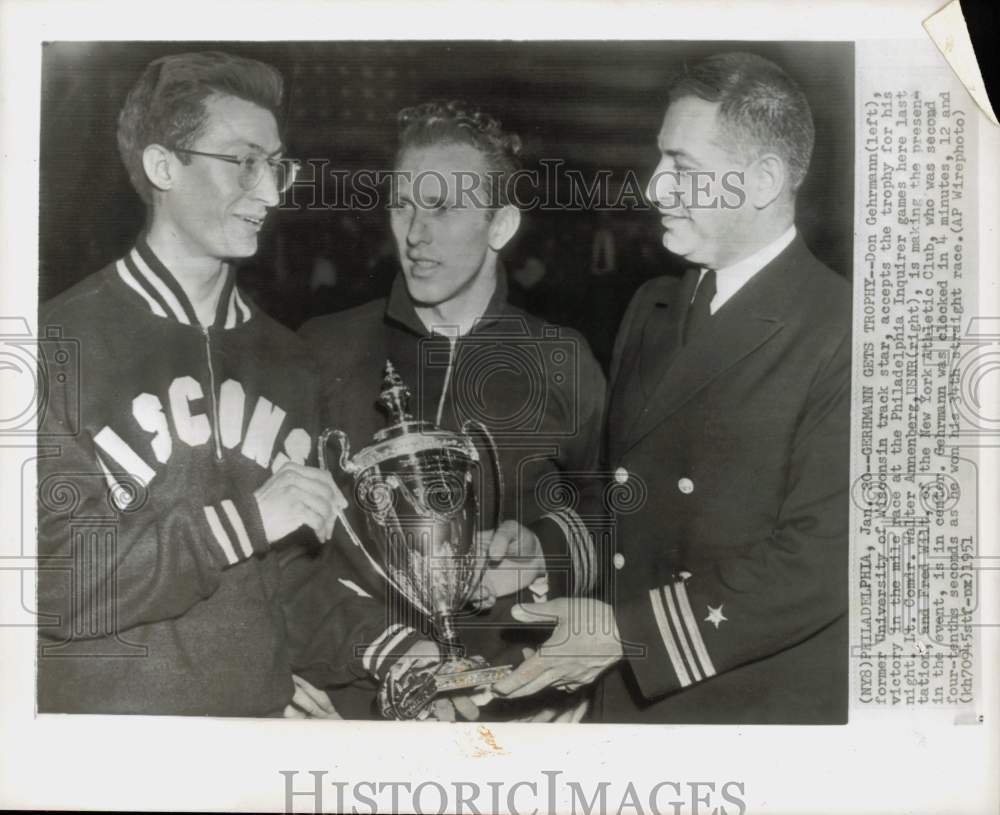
117,51,285,204
395,99,522,207
667,52,815,192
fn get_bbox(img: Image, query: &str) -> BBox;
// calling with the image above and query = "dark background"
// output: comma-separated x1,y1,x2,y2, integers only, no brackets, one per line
40,41,853,369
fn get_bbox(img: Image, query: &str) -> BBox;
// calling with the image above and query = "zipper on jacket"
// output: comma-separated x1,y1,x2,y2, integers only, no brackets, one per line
202,326,224,461
435,333,458,427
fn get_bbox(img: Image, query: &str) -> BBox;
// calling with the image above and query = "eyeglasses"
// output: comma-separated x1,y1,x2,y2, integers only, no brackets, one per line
172,148,301,193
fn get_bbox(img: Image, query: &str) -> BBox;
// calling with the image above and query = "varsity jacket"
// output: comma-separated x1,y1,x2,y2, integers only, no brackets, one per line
297,273,604,714
36,237,421,716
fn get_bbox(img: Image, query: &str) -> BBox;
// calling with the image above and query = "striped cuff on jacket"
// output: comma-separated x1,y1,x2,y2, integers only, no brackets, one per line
531,508,596,598
361,624,424,680
203,498,268,567
646,576,717,689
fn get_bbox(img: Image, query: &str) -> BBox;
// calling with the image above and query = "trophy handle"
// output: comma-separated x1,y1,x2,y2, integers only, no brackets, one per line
318,428,357,475
317,427,431,616
461,419,504,532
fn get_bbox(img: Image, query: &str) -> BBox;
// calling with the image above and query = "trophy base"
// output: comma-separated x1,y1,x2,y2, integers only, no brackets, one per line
380,655,513,720
434,659,512,693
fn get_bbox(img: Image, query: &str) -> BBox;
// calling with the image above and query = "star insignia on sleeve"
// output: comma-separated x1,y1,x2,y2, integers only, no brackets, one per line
705,604,727,629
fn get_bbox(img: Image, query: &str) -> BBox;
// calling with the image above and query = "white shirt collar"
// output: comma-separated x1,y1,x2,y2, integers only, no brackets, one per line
698,225,797,314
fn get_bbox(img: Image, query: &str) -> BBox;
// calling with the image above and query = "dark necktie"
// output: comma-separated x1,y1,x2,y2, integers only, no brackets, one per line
683,269,716,345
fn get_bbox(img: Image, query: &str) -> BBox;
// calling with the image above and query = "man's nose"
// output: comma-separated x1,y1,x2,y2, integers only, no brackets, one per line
647,160,681,209
406,209,431,246
252,164,281,208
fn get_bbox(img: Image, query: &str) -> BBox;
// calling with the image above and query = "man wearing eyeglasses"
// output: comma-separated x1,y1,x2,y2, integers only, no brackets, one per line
36,51,432,716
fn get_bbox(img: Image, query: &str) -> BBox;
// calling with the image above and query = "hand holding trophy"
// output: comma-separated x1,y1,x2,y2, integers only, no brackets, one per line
319,362,512,719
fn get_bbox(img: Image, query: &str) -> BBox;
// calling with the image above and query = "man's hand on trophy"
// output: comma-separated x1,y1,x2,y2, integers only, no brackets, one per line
471,520,546,610
491,598,623,698
253,462,347,544
499,647,591,723
379,639,481,721
426,694,482,722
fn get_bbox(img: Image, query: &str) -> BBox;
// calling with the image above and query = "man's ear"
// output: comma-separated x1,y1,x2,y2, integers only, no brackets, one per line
487,205,521,252
142,144,177,193
749,153,786,209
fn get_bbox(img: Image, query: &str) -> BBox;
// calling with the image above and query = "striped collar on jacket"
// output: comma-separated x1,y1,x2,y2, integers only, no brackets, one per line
114,236,253,329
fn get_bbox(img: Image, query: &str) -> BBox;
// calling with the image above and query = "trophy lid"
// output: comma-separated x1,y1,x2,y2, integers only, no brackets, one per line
378,361,413,425
370,361,473,458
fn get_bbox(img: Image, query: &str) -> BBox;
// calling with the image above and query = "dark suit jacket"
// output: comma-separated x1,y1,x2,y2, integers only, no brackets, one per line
592,234,851,723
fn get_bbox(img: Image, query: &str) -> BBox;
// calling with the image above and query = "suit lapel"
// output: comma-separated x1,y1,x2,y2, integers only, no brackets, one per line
606,271,690,462
625,311,783,451
638,267,699,398
621,236,807,454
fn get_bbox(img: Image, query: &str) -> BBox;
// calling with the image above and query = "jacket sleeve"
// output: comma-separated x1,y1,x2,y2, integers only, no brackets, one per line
529,289,644,600
615,329,851,699
36,336,270,646
279,531,425,689
278,339,427,688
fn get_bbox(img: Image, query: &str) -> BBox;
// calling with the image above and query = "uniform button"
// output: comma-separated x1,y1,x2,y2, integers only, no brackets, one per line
677,477,694,494
613,466,629,485
613,553,626,570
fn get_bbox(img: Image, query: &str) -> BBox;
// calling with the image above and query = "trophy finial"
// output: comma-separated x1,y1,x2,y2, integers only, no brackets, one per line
378,360,413,425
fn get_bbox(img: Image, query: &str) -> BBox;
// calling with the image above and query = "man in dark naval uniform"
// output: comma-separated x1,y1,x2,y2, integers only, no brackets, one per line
299,100,605,719
491,52,851,724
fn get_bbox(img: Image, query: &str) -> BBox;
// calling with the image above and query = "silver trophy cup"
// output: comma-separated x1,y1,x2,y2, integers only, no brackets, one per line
319,361,511,718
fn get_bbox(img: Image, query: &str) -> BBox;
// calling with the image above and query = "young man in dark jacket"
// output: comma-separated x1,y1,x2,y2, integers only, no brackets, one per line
37,51,427,716
300,101,606,719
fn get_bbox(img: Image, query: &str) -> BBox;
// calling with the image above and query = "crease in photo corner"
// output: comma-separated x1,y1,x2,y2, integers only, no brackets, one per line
924,0,999,125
